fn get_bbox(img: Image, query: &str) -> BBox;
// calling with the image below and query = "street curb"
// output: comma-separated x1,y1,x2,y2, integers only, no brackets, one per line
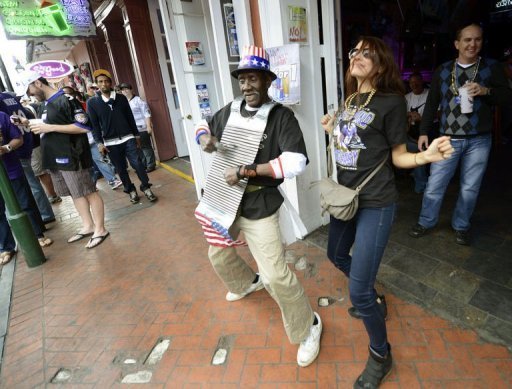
0,255,16,375
157,161,194,183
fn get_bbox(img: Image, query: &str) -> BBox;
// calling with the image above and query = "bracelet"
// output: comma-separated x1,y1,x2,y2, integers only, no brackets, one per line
236,165,244,179
244,163,258,178
414,153,420,166
195,129,208,145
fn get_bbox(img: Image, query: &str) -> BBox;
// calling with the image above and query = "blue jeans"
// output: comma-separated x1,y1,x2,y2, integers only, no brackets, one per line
20,158,55,222
1,177,45,251
0,198,16,252
406,139,428,193
327,204,396,356
107,138,150,193
90,144,116,183
418,134,491,231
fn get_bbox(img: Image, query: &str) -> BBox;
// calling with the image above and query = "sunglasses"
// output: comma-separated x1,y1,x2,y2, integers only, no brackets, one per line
348,47,372,60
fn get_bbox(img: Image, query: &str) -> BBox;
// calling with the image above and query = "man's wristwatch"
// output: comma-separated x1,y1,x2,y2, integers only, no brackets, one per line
3,144,12,153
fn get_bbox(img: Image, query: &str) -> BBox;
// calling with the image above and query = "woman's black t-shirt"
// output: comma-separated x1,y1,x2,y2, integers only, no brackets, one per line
333,92,408,208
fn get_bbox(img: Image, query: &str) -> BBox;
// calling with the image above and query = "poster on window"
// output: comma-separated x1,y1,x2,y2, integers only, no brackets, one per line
223,4,239,58
196,84,212,119
196,84,209,103
288,6,308,43
186,41,205,66
267,44,300,105
199,102,212,119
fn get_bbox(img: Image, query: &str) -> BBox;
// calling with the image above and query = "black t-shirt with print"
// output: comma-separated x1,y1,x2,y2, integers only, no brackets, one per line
207,101,308,219
333,92,408,208
38,90,92,171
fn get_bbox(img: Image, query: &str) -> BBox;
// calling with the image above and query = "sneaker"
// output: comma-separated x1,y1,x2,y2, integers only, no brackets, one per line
109,179,123,190
354,344,393,388
455,230,470,246
348,295,387,320
297,312,322,367
225,274,264,301
48,195,62,204
129,190,140,204
408,223,429,238
143,188,157,202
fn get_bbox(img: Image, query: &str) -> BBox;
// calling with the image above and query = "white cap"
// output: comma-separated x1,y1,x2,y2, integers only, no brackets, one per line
13,70,41,96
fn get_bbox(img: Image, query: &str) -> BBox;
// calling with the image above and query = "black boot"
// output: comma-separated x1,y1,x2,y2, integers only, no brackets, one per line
354,344,392,388
348,295,387,320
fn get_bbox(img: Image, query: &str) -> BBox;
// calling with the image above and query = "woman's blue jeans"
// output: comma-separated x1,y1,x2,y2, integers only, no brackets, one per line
418,134,491,231
327,204,396,356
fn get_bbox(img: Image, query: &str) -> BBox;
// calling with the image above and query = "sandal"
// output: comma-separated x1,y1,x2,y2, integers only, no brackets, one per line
0,251,16,266
86,232,110,249
38,237,53,247
67,232,93,243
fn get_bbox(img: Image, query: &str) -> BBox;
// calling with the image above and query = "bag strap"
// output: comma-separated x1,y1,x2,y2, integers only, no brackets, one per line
355,157,387,192
325,135,387,190
326,135,335,177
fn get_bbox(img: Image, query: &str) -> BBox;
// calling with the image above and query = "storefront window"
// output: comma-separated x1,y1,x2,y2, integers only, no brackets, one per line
157,8,178,106
221,1,240,97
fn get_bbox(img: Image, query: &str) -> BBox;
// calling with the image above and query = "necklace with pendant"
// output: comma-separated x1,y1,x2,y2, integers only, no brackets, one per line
344,89,376,119
451,57,480,104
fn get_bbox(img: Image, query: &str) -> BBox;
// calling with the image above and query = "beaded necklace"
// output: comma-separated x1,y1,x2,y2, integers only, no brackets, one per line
450,57,481,96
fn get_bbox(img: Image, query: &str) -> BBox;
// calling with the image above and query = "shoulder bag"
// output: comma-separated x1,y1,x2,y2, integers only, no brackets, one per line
314,136,387,221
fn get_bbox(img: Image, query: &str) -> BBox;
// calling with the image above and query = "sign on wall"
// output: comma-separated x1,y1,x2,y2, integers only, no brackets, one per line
267,44,300,105
288,6,308,43
491,0,512,13
0,0,97,39
186,41,205,66
28,60,74,79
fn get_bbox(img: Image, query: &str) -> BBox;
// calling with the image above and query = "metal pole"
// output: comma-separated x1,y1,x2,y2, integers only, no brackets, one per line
0,161,45,268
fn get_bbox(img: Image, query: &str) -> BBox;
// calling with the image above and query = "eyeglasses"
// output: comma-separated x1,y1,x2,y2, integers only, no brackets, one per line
348,47,372,60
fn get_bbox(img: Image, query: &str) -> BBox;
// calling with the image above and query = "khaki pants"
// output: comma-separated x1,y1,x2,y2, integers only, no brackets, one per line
208,212,314,344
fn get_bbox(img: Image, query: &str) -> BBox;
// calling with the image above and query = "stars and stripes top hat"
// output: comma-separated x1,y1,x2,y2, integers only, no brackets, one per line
231,45,277,80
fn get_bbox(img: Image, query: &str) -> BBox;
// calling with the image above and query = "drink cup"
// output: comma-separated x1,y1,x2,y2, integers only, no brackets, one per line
29,119,44,125
459,85,473,114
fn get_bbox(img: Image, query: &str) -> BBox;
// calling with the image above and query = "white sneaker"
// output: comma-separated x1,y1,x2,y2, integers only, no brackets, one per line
297,312,322,367
109,179,123,190
225,274,264,301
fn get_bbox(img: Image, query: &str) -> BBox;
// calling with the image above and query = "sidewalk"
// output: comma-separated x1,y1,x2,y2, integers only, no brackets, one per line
0,165,511,388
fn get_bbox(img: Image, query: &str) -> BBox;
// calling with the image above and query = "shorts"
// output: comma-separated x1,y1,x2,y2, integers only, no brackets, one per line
31,146,49,176
50,168,97,199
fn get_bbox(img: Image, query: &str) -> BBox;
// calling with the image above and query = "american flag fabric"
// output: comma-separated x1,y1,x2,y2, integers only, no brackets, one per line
238,45,271,71
194,211,246,248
